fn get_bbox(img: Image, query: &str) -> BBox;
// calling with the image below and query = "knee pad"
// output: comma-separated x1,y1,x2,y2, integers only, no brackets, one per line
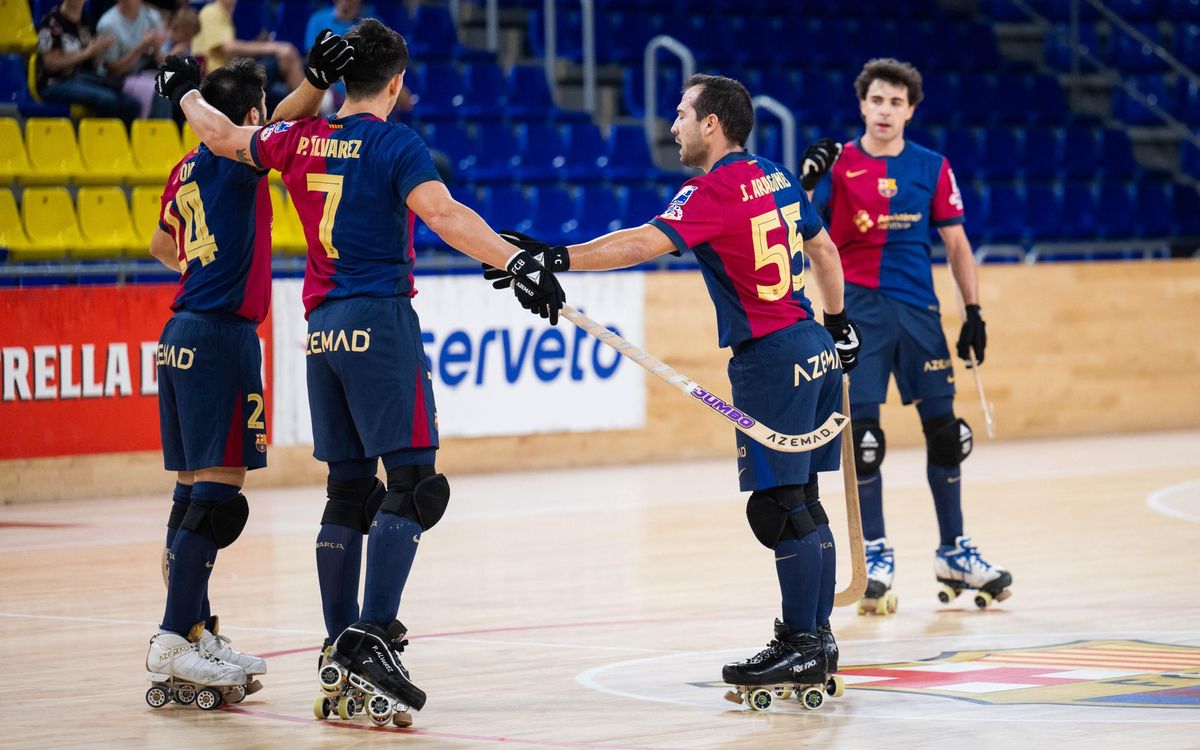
167,501,188,531
322,476,387,534
746,485,816,549
380,464,451,531
802,477,829,526
853,419,885,477
181,493,249,549
923,413,973,467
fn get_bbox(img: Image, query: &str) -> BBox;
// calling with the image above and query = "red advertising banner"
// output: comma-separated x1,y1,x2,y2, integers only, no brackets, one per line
0,285,273,459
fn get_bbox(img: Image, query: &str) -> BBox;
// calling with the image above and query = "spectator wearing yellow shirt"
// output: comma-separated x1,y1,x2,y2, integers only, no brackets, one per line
192,0,302,108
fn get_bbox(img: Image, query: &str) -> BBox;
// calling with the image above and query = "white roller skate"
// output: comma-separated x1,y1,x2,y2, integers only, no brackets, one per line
195,616,265,701
934,535,1012,609
313,621,419,727
145,631,248,710
856,537,898,615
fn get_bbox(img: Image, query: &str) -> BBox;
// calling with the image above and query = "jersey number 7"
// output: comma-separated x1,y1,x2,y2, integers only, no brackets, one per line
307,174,344,259
751,202,804,301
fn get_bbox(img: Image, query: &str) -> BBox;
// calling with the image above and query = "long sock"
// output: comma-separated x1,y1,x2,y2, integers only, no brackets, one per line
317,460,376,641
775,525,823,635
918,397,964,547
854,402,886,540
165,481,191,548
161,481,239,636
360,455,431,626
804,476,836,627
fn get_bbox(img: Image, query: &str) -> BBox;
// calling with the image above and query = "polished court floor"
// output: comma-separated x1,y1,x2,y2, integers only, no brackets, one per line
1,430,1198,749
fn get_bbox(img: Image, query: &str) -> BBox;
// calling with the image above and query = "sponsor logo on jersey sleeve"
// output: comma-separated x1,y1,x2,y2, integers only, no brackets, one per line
258,121,294,141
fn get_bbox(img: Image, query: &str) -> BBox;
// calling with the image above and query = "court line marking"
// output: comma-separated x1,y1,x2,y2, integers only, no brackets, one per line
1147,479,1200,523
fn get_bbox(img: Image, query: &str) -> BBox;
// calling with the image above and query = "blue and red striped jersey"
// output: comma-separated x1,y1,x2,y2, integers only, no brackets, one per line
159,145,272,323
813,139,964,312
249,113,443,318
649,151,825,350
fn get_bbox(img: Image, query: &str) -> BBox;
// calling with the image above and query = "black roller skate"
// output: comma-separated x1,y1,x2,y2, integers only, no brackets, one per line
722,619,832,711
313,621,423,727
818,622,846,698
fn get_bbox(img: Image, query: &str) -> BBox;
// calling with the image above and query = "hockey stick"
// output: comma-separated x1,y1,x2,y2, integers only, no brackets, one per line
952,285,996,439
832,375,868,606
561,305,847,453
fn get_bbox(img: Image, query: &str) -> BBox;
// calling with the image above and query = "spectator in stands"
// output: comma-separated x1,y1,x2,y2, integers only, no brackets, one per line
35,0,141,124
304,0,369,52
192,0,303,110
162,5,200,59
97,0,168,118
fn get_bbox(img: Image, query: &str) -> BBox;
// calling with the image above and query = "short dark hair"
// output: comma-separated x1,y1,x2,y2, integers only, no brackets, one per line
684,73,754,147
343,18,409,98
199,58,266,124
854,58,923,107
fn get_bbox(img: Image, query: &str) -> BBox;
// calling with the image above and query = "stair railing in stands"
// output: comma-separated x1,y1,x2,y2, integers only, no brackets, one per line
745,95,798,177
643,35,695,160
543,0,597,114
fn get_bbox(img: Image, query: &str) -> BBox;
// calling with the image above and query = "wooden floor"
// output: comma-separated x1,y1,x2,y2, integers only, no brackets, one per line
2,431,1199,749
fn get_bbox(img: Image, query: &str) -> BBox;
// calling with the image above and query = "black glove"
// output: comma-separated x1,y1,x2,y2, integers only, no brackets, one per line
305,28,355,90
956,304,987,366
506,250,566,325
799,137,843,191
155,55,201,111
823,309,862,374
483,230,570,289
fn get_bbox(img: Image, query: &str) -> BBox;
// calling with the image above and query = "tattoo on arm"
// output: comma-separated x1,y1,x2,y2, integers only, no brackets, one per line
236,148,252,165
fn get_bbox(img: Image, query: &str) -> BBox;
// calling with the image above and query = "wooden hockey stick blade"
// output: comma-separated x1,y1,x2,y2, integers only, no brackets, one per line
562,305,847,453
833,375,868,606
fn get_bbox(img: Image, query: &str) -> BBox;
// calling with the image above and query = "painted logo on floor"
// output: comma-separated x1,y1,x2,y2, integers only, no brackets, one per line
838,639,1200,708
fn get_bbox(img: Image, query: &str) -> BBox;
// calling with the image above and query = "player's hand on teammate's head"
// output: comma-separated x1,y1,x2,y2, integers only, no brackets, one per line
482,230,571,290
155,55,201,111
956,304,986,367
305,28,355,90
800,138,843,191
823,309,862,373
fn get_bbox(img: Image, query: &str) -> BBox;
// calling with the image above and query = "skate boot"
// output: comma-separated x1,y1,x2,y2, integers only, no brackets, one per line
857,537,898,615
934,535,1012,609
145,630,247,710
194,616,265,702
817,622,846,698
722,619,831,711
314,621,425,727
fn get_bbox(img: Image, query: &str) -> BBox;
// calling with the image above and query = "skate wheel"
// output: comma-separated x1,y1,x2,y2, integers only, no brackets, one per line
874,597,888,616
145,685,170,709
747,688,773,711
369,711,390,727
336,694,356,720
318,664,344,693
974,590,994,609
827,675,846,698
801,687,824,710
773,687,792,700
225,684,246,704
174,686,196,705
392,711,414,728
366,693,392,721
856,600,869,616
313,695,332,720
723,689,744,705
195,687,222,711
937,584,958,604
887,592,898,613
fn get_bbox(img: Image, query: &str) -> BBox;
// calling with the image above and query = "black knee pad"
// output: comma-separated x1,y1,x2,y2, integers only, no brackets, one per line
380,464,451,531
181,493,249,549
923,413,973,467
167,501,188,531
802,477,829,526
746,485,816,549
853,419,885,477
322,476,387,534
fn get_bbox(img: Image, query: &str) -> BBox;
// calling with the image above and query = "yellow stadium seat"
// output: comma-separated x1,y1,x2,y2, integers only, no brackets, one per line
130,186,165,247
0,187,41,260
20,187,84,258
0,0,38,53
77,119,135,185
270,185,306,254
22,117,85,184
0,118,31,183
130,120,183,185
181,122,200,152
77,186,138,258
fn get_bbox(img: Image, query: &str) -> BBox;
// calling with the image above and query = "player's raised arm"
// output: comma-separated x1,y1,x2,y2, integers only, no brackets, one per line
156,56,258,165
270,29,355,123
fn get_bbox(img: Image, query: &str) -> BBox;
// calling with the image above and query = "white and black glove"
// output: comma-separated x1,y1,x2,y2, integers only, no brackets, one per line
823,309,862,373
305,28,355,89
800,137,843,191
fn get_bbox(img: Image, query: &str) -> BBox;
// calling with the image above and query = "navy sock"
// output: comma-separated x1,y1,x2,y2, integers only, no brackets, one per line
918,397,964,547
165,482,191,548
161,481,239,636
854,402,886,540
775,526,823,635
317,523,364,641
805,478,836,627
360,455,429,626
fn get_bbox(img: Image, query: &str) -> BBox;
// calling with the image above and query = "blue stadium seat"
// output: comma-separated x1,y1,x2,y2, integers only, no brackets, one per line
1061,181,1100,240
412,63,464,121
1096,182,1136,238
980,183,1024,243
606,11,664,65
1105,0,1164,22
958,182,986,228
1183,140,1200,180
0,54,23,103
473,124,522,183
529,186,579,244
1028,0,1100,21
606,124,659,183
407,5,486,62
1044,24,1104,70
561,123,608,183
1022,128,1060,180
1134,180,1173,237
1114,76,1169,125
622,65,682,120
908,125,945,155
517,122,566,183
918,74,958,125
1173,182,1200,236
508,64,586,121
957,74,997,125
422,122,477,176
954,24,1003,71
1060,126,1098,179
1027,75,1068,124
621,185,667,228
943,128,982,179
1024,182,1062,242
483,185,533,233
1097,129,1138,179
461,63,509,119
978,128,1019,180
1175,24,1200,70
1170,0,1200,20
981,0,1032,22
578,185,623,236
1110,25,1168,73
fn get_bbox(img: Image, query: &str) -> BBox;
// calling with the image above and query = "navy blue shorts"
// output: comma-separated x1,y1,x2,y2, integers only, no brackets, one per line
729,320,843,492
306,297,439,464
158,311,267,472
846,283,955,407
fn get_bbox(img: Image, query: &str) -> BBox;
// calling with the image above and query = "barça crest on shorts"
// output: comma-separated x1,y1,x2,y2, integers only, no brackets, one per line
877,177,899,198
256,433,267,453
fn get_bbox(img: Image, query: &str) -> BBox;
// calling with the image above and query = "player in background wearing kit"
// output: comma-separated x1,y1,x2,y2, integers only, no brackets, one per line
802,58,1010,614
145,32,353,708
158,19,565,722
484,75,861,702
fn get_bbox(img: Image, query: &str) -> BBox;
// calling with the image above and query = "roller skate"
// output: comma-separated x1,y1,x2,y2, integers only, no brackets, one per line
313,620,421,727
934,535,1012,609
144,630,248,710
194,616,265,702
722,619,837,712
817,622,845,698
856,537,898,615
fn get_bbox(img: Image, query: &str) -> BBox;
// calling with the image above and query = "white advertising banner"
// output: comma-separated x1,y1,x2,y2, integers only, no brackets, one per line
271,272,646,445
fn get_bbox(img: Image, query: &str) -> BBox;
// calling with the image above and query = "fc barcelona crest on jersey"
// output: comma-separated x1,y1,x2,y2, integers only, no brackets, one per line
878,178,899,198
256,433,267,453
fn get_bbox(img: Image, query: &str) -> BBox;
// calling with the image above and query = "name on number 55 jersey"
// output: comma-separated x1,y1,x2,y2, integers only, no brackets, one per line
249,113,444,318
